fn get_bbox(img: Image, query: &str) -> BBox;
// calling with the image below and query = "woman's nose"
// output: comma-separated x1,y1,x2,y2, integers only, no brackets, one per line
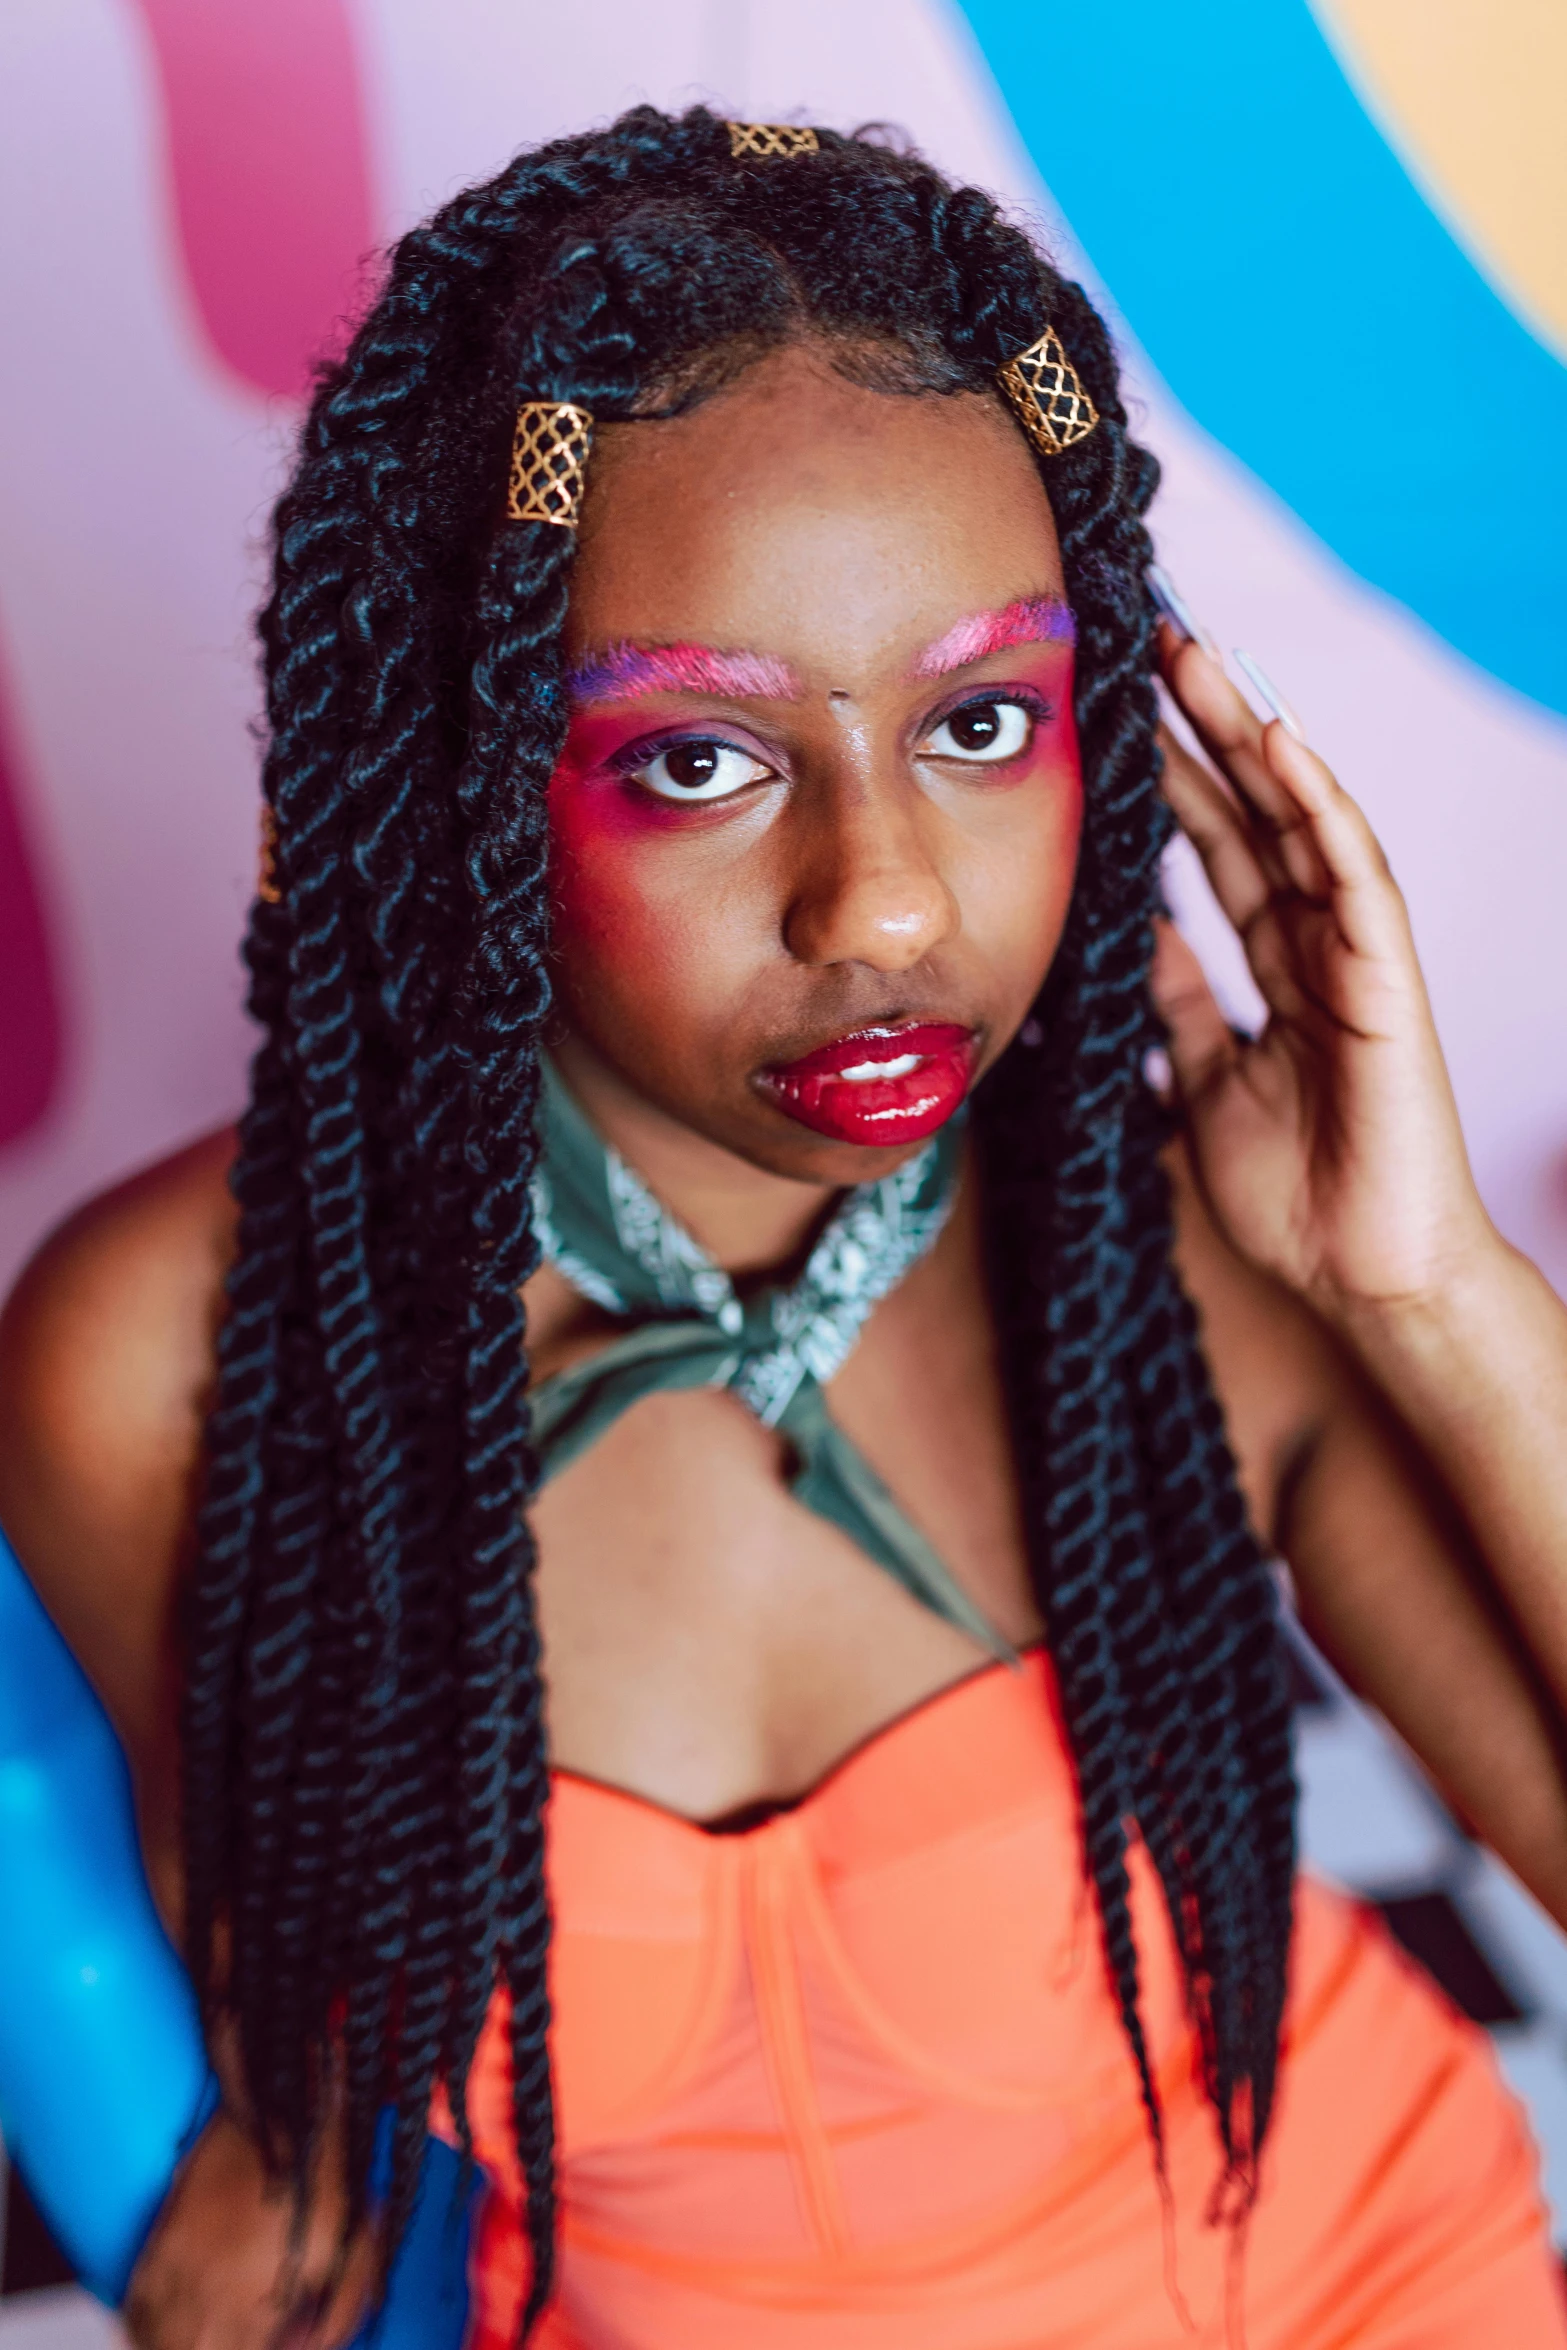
781,781,958,972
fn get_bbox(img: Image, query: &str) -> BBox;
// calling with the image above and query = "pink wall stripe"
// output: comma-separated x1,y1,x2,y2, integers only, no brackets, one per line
128,0,377,398
0,668,64,1151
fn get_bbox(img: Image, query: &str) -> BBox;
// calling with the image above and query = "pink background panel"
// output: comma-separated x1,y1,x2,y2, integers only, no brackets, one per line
129,0,377,399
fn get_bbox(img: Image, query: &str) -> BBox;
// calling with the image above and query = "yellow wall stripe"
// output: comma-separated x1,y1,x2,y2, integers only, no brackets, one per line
1312,0,1567,358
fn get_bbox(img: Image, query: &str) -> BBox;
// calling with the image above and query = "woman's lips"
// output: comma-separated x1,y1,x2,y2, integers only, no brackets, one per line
759,1022,976,1146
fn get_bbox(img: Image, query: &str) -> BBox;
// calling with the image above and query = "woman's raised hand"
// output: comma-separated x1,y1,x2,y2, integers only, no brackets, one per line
1151,623,1500,1325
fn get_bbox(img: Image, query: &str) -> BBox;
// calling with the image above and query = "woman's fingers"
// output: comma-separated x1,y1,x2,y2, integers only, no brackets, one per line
1257,722,1408,963
1159,630,1408,965
1238,709,1418,982
1159,727,1273,932
1159,727,1370,1035
1159,728,1328,1004
1159,647,1331,906
1149,918,1241,1105
1158,626,1298,823
1156,607,1419,1006
1162,633,1368,896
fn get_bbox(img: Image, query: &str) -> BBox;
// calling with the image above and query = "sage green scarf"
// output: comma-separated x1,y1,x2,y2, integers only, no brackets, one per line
529,1061,1014,1661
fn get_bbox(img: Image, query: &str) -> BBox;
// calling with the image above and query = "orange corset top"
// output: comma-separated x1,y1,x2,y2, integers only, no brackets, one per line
434,1652,1564,2349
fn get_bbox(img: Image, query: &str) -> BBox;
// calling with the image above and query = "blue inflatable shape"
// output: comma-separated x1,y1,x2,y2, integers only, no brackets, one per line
952,0,1567,719
362,2129,477,2350
0,1527,210,2299
0,1525,475,2341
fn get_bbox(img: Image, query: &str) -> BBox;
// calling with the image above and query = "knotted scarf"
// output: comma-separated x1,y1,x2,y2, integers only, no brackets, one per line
529,1061,1014,1661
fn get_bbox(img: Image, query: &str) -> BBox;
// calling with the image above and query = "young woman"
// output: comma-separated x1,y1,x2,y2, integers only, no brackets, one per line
3,103,1567,2350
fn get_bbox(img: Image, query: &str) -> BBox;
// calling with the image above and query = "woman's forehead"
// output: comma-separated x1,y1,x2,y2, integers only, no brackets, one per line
568,348,1065,680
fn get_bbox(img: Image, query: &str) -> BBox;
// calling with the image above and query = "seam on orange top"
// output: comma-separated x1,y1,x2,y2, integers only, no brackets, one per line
741,1827,853,2259
433,1851,742,2178
643,2105,926,2155
558,2082,1180,2303
563,1840,744,2147
793,1814,1198,2118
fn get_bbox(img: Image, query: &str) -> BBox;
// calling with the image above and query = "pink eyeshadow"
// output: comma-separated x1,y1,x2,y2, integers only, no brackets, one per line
567,641,799,705
912,597,1075,680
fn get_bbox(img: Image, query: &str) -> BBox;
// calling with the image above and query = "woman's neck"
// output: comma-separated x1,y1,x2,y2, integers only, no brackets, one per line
547,1030,840,1281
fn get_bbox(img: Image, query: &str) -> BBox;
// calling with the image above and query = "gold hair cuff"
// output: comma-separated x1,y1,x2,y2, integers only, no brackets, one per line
507,401,595,528
726,122,819,159
257,803,281,904
997,327,1099,457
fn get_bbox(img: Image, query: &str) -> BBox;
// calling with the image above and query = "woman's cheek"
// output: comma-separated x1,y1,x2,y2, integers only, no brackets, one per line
1054,737,1084,857
1041,738,1085,932
1039,690,1085,874
1053,661,1083,810
552,792,652,965
548,774,712,1011
977,720,1084,992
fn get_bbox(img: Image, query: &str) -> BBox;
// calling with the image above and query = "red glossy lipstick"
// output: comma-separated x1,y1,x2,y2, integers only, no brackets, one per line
760,1023,975,1146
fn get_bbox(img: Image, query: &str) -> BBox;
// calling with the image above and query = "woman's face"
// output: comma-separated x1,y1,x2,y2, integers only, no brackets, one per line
549,342,1083,1189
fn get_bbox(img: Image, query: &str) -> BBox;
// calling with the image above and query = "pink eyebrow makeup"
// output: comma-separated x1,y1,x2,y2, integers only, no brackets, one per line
566,641,800,705
911,596,1075,681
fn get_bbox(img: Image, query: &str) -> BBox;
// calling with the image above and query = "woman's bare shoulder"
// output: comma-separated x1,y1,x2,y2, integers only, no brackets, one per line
0,1126,239,1747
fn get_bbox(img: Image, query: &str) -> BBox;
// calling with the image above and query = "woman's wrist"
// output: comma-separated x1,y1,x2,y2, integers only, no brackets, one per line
1323,1221,1544,1417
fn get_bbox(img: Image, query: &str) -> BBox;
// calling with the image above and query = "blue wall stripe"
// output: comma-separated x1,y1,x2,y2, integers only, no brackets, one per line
952,0,1567,719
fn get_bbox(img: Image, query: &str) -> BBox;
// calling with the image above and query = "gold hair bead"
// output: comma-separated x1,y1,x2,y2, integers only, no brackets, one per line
726,122,820,159
507,400,595,529
997,327,1099,457
257,803,281,905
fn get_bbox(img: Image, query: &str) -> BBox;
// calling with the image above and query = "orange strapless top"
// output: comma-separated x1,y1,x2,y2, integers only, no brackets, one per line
434,1652,1565,2348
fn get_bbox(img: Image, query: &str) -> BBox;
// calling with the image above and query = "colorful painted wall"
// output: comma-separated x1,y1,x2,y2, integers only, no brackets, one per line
1,0,1564,1292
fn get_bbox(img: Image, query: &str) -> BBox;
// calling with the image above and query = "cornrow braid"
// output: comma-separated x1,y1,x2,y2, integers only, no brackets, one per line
187,102,1296,2332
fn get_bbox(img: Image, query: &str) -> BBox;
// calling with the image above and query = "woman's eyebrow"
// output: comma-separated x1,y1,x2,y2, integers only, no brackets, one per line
910,596,1075,680
566,642,802,705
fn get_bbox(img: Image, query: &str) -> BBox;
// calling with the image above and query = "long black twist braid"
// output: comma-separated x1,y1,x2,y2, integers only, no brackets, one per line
186,104,1296,2330
974,264,1295,2183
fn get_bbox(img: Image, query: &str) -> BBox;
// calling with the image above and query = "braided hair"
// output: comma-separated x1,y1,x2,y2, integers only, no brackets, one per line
185,104,1295,2328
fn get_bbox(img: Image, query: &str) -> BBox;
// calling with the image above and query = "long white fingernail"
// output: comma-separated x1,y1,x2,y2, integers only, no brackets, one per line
1147,563,1222,661
1233,648,1306,743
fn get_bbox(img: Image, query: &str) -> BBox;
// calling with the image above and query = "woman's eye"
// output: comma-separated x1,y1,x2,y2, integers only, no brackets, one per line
922,699,1035,762
627,739,775,802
